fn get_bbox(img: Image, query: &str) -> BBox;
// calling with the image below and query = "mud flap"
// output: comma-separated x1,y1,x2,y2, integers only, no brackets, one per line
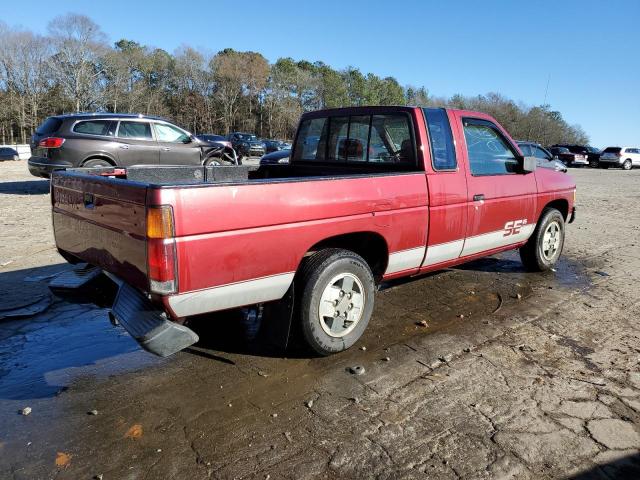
261,283,295,350
111,282,199,357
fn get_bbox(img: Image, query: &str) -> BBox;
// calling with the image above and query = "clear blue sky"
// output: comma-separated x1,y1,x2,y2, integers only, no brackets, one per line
5,0,639,148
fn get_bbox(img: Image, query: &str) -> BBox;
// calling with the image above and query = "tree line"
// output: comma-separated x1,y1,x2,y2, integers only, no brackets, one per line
0,13,588,146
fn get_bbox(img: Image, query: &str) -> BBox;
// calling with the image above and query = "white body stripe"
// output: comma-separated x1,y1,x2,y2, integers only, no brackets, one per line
169,223,536,316
168,272,295,317
422,239,465,267
385,246,426,274
461,223,535,257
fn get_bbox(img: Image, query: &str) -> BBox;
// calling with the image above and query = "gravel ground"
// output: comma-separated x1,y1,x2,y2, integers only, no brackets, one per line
1,160,640,479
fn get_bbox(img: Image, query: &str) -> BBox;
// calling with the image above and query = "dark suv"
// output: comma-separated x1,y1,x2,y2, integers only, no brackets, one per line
226,132,266,160
550,144,601,168
28,113,237,178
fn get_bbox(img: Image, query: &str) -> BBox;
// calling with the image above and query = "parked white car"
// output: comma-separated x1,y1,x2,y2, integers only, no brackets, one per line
599,147,640,170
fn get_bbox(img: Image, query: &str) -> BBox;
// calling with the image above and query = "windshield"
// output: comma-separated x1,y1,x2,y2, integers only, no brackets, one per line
237,134,258,141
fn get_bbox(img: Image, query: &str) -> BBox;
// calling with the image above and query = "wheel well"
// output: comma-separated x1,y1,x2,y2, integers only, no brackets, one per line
543,199,569,220
82,156,116,167
306,232,389,281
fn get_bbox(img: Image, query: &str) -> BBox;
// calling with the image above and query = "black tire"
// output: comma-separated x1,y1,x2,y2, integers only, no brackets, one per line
296,248,375,355
83,158,113,168
623,159,632,170
589,159,599,168
519,208,565,272
203,157,222,166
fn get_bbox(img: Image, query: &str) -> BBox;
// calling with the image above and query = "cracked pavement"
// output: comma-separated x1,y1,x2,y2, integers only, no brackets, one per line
1,162,640,479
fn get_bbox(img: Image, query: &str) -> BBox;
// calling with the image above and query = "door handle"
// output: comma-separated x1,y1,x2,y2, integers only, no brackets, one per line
119,145,129,149
473,194,485,201
161,147,171,151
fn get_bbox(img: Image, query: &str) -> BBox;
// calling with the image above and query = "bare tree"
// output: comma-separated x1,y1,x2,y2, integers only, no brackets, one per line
47,13,107,112
0,25,52,143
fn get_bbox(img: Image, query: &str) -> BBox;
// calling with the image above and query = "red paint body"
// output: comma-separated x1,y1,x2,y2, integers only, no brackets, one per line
51,107,576,319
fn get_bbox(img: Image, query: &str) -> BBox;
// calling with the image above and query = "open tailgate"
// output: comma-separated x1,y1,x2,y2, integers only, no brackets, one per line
51,171,149,292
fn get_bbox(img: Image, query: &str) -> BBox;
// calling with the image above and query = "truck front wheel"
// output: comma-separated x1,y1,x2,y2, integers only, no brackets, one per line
519,208,565,272
297,249,375,355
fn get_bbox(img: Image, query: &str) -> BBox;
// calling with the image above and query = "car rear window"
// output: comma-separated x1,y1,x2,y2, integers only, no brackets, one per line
292,113,415,165
603,147,621,153
73,120,115,136
35,117,63,135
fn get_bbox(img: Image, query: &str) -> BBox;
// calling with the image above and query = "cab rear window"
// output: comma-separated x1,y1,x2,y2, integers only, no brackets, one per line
292,113,415,165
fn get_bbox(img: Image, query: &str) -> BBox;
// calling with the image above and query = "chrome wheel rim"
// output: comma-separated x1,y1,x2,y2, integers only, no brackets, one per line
318,273,365,338
541,221,561,261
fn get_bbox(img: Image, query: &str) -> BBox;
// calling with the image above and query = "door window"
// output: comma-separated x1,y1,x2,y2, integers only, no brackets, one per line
154,123,190,143
463,119,519,175
533,146,551,160
117,121,153,140
518,144,531,156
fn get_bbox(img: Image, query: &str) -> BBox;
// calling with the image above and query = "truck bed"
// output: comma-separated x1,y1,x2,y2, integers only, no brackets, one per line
52,164,427,302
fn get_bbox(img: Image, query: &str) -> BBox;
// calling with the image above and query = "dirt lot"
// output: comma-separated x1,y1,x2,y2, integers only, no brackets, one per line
1,161,640,479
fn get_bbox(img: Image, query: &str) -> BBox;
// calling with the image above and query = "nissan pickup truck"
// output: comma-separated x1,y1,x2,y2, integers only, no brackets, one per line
49,106,576,357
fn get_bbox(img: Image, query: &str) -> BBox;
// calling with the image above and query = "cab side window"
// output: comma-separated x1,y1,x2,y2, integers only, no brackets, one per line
463,119,519,175
424,108,456,170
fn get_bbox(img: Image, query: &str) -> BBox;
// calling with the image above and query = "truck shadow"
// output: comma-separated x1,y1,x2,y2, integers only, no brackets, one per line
452,256,525,273
0,179,49,195
567,452,640,479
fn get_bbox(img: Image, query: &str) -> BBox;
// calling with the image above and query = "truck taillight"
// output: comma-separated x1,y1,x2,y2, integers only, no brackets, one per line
38,137,65,148
146,206,177,294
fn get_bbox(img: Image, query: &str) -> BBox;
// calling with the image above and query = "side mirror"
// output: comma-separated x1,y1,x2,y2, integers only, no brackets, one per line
522,156,537,173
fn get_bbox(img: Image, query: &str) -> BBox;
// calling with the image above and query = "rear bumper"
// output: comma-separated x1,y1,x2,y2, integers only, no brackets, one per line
111,281,199,357
599,158,623,166
28,157,73,178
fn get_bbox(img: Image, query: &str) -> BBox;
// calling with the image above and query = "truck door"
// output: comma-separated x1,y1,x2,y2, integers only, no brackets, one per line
454,114,537,257
114,120,159,166
420,108,468,269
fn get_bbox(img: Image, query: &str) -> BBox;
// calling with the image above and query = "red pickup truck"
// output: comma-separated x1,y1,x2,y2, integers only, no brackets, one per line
50,106,576,357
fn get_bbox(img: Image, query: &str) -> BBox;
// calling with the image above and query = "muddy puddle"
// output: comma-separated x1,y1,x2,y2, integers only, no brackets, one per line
0,251,590,405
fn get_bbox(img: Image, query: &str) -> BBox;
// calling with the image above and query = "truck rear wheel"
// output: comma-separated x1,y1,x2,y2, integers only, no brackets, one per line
297,249,375,355
519,208,565,272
